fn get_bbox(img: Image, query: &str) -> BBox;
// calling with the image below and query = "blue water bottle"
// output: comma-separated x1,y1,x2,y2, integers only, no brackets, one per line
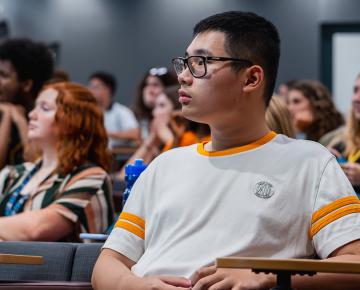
123,159,147,208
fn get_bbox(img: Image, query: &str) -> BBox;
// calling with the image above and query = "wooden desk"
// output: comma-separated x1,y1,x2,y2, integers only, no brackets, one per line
0,254,43,265
217,257,360,290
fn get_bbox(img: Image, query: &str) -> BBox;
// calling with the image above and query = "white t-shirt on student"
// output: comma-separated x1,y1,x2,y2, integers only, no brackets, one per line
104,132,360,278
105,102,138,148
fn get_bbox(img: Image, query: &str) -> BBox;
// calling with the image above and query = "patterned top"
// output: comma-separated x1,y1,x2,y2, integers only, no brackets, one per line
0,161,115,242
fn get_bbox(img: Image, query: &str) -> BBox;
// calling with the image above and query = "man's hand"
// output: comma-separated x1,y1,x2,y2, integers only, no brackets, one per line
191,265,274,290
141,275,191,290
341,163,360,185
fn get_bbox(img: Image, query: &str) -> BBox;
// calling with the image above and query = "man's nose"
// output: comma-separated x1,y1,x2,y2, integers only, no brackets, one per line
177,67,193,86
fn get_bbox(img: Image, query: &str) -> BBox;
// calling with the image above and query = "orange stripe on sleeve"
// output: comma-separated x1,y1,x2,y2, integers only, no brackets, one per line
310,205,360,238
115,220,145,239
119,212,145,229
311,196,360,224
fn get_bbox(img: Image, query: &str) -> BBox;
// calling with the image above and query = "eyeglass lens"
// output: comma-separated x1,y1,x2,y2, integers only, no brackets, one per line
173,57,206,77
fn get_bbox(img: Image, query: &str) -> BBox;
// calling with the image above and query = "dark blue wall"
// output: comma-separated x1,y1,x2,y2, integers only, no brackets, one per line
0,0,359,105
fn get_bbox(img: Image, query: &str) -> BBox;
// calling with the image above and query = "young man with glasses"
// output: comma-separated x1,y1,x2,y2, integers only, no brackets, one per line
93,11,360,290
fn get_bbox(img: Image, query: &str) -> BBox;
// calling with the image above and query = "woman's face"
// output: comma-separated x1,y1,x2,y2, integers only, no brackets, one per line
143,76,164,109
287,89,314,131
28,88,58,144
352,77,360,120
152,93,174,120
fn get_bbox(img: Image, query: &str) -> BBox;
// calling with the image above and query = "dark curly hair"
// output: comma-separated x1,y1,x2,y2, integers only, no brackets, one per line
0,38,54,111
290,80,344,141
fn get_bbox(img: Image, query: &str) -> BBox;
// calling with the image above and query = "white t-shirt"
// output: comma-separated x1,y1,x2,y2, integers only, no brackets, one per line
105,102,138,148
104,132,360,278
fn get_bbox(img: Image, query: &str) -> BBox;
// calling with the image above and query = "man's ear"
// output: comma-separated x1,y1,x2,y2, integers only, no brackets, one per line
243,65,264,93
21,79,33,94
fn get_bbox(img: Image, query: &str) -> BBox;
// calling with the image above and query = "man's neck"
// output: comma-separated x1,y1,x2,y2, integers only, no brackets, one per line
208,120,271,152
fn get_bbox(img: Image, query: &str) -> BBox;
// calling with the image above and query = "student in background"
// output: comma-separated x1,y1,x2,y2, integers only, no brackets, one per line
277,79,296,102
88,71,139,148
0,82,114,242
266,96,295,137
329,74,360,197
119,86,209,176
132,68,178,140
287,80,344,141
0,38,54,169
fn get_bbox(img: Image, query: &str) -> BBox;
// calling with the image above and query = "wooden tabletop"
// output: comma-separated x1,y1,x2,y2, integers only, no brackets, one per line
216,257,360,274
0,254,43,265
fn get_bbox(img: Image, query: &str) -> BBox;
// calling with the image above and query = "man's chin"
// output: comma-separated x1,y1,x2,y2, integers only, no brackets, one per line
181,107,206,123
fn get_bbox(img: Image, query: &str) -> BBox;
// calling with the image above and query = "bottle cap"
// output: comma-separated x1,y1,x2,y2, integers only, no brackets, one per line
125,159,147,177
336,156,347,164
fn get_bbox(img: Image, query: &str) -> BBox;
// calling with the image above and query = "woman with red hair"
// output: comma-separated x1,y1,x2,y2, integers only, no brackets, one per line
0,82,114,242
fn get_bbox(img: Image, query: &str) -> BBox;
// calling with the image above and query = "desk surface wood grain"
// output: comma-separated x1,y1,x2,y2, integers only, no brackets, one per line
217,257,360,274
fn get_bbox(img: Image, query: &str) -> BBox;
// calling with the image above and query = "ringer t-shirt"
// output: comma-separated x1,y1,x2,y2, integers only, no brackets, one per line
104,132,360,278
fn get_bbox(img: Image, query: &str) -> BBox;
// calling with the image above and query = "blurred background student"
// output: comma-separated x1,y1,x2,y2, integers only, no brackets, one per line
88,71,139,149
266,96,295,138
0,38,54,169
0,82,114,242
119,85,210,178
287,80,344,141
328,74,360,197
132,67,178,141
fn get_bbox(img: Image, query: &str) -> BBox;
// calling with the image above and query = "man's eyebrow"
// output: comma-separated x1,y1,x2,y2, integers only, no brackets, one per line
185,49,212,57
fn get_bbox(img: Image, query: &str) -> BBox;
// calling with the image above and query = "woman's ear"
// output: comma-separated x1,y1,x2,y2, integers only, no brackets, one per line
243,65,264,93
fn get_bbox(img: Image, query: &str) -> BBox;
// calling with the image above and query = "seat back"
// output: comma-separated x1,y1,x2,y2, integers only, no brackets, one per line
0,241,76,281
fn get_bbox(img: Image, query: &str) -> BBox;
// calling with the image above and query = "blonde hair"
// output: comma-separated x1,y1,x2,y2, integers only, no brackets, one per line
345,74,360,156
266,96,295,138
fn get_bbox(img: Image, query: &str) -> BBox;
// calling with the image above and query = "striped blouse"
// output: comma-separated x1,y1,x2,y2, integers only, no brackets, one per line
0,161,115,242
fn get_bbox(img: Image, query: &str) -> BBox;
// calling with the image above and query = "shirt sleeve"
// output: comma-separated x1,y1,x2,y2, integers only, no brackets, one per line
311,157,360,258
103,164,153,263
52,167,114,234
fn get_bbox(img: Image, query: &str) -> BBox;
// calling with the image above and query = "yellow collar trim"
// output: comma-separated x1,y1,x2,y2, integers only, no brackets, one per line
197,131,277,157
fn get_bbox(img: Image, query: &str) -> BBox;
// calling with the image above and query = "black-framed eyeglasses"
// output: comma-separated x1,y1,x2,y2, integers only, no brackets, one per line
172,55,253,78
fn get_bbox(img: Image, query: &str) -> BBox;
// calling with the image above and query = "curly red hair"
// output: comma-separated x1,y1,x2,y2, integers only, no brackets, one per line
41,82,110,175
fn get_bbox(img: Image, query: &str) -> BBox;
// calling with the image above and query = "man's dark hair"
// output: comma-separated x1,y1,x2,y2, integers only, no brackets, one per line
89,71,117,95
193,11,280,106
0,38,54,98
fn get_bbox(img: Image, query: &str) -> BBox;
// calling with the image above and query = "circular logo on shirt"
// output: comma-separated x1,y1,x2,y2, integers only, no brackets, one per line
253,181,275,199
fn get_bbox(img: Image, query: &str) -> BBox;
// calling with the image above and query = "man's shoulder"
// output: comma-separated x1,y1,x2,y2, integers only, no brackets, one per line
152,144,198,164
272,134,334,162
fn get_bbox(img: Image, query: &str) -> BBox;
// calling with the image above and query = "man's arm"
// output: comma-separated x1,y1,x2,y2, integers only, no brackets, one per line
92,249,192,290
292,239,360,290
191,240,360,290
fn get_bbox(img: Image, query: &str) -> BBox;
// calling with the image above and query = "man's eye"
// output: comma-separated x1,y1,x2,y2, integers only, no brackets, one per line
191,59,203,66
